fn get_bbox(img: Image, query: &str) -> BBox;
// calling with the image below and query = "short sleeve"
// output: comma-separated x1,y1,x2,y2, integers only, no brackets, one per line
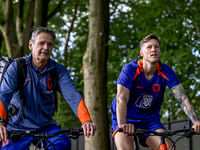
116,63,137,90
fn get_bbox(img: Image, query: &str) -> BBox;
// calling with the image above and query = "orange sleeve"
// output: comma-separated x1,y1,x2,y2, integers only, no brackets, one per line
77,98,92,124
0,101,7,120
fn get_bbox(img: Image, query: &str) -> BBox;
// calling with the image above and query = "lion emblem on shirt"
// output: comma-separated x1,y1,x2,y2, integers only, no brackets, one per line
135,93,153,108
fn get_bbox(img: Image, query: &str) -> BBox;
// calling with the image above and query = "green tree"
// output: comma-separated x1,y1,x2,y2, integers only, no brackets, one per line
0,0,66,58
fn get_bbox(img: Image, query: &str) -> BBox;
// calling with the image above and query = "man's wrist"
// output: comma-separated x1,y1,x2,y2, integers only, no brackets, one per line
0,117,5,123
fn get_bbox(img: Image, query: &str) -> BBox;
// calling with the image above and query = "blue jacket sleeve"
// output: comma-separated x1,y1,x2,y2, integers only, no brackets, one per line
55,62,92,124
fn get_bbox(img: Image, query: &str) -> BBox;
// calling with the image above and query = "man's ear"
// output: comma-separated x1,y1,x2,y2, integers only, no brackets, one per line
29,40,33,51
140,50,143,56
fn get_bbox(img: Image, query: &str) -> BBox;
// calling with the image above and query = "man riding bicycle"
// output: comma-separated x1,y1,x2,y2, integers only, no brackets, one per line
0,27,96,150
110,33,200,150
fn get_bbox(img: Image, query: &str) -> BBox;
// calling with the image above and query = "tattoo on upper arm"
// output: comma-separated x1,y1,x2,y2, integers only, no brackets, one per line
171,84,199,123
171,84,187,104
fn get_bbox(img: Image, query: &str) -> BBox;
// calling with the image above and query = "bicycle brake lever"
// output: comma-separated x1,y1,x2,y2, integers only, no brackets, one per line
118,128,123,132
8,133,21,143
185,129,196,138
69,134,79,139
127,130,141,137
69,130,81,139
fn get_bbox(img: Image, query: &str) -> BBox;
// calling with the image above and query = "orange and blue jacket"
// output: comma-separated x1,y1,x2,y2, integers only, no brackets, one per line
0,54,92,131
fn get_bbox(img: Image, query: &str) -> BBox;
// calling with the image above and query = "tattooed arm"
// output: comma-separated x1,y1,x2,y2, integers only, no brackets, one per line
171,83,200,133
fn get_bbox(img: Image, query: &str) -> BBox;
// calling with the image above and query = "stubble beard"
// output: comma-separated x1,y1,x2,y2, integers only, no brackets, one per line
145,58,158,65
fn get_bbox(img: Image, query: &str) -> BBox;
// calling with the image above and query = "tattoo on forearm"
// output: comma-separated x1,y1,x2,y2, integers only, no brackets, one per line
171,84,199,124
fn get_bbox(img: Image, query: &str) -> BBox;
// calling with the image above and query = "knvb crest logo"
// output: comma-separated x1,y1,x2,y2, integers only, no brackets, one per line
152,84,160,92
47,78,52,89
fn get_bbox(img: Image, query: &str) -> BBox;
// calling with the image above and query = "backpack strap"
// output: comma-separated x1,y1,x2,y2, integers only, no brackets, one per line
49,60,58,112
14,57,27,119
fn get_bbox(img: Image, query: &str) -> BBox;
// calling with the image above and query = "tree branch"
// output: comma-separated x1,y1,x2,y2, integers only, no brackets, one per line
16,0,24,45
64,4,78,60
0,30,3,56
22,0,35,55
195,1,200,36
47,0,65,21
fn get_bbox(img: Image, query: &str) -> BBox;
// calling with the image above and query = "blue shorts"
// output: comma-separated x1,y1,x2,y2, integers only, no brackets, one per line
112,119,166,147
2,125,71,150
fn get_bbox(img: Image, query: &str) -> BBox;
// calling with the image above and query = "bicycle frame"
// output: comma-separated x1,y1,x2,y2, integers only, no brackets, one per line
132,129,168,150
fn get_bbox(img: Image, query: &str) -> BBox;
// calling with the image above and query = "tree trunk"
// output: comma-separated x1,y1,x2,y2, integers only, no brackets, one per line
0,0,35,58
34,0,43,29
83,0,110,149
0,30,3,56
0,0,18,57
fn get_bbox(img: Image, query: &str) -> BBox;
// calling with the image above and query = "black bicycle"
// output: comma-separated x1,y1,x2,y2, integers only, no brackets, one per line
119,127,198,150
7,127,83,150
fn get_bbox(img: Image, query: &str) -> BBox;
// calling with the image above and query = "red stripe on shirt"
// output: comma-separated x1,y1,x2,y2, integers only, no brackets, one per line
132,59,143,81
132,60,169,81
156,62,169,81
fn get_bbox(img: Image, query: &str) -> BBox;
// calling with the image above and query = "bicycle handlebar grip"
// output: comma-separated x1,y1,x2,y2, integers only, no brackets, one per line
77,128,83,132
118,128,123,132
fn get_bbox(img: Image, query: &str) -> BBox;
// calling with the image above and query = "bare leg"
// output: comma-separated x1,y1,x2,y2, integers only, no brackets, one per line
146,128,174,150
115,132,135,150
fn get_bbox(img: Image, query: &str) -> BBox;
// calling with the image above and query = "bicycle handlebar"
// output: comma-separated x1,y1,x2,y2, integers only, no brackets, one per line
118,128,197,138
7,127,84,141
119,127,199,150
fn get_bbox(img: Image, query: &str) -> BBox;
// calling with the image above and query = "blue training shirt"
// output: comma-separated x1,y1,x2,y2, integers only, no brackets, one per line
111,59,180,125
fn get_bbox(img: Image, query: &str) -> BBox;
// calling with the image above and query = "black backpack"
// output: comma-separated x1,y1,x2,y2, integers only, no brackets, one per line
0,56,58,120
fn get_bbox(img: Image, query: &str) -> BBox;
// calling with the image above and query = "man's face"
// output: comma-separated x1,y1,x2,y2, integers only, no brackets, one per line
140,39,161,64
29,32,54,63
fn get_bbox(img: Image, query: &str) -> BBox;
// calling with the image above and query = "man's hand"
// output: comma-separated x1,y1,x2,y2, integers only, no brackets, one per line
119,124,135,134
82,121,96,138
0,122,7,142
192,120,200,133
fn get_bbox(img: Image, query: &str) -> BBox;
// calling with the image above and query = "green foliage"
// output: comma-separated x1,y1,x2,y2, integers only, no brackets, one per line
0,40,7,57
0,2,3,24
